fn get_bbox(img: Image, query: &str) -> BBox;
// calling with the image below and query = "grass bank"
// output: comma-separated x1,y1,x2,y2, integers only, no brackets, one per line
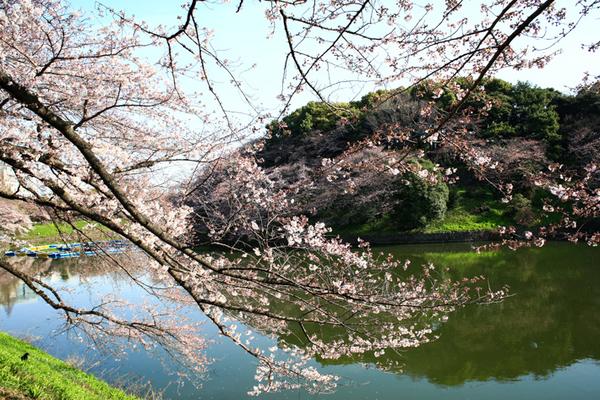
335,186,513,238
17,220,114,244
0,332,139,400
423,187,512,233
21,221,92,240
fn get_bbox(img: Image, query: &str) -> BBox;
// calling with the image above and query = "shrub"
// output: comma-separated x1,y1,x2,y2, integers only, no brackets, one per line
508,193,536,226
267,101,362,139
391,164,450,230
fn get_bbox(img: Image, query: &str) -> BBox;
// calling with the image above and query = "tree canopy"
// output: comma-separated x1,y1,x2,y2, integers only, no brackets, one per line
1,0,599,395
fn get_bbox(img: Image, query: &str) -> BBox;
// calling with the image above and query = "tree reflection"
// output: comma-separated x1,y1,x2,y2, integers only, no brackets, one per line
0,254,162,315
275,243,600,386
2,243,599,388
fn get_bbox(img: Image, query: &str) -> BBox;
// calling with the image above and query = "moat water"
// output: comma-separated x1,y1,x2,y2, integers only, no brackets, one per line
1,242,599,399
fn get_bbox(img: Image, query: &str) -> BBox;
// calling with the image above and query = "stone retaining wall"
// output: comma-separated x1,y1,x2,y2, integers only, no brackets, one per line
339,230,501,245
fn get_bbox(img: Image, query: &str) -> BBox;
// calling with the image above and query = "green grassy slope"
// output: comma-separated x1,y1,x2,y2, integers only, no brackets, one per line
423,188,513,233
0,332,139,400
16,220,115,245
334,186,514,236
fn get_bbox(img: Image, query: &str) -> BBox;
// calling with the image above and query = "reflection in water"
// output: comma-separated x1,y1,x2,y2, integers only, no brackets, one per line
1,242,599,399
0,277,37,316
276,243,600,386
396,244,600,386
0,257,51,316
0,255,141,315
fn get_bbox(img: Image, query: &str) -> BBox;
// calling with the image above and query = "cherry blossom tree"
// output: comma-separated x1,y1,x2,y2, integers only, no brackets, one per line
0,0,598,395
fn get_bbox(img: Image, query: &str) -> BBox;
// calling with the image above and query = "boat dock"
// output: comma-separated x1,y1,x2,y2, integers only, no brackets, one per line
3,240,131,259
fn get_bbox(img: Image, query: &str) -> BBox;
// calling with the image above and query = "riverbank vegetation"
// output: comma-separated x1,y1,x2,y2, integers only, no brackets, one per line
0,332,138,400
18,220,114,243
21,220,93,240
1,0,599,396
189,78,599,242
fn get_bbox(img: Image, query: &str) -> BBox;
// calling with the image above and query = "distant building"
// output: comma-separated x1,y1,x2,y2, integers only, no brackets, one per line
0,161,18,192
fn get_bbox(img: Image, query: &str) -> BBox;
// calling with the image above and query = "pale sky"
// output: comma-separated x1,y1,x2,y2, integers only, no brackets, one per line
71,0,600,116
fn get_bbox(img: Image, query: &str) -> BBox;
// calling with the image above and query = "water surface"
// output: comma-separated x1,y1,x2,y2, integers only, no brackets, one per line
1,242,599,399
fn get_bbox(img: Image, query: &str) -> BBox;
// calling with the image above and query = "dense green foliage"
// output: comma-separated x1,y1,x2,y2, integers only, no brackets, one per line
412,78,562,144
264,77,597,159
266,89,407,140
335,186,514,236
391,165,449,230
507,194,536,226
423,187,513,233
307,160,450,232
0,332,138,400
255,77,600,236
267,101,362,138
553,82,600,165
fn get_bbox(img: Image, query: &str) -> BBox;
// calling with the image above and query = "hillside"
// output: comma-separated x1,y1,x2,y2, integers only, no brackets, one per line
189,78,600,242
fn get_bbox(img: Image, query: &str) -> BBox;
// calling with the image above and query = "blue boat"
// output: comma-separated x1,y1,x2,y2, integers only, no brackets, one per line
3,240,133,258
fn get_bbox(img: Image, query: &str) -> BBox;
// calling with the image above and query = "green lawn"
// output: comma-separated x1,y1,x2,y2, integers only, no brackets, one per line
0,332,139,400
22,221,91,239
18,220,113,243
423,188,512,233
334,186,513,236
